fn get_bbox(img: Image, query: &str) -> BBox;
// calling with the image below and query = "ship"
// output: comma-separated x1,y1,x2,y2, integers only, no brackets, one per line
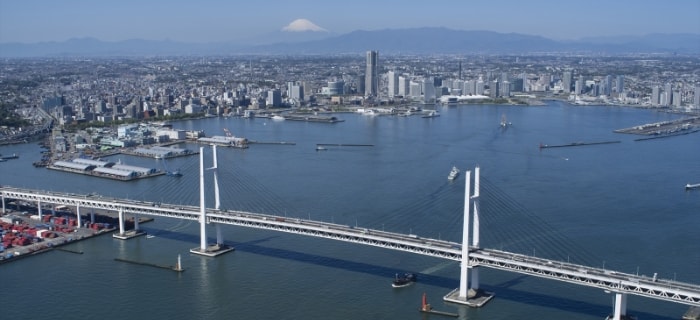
392,273,417,288
686,183,700,190
448,166,460,180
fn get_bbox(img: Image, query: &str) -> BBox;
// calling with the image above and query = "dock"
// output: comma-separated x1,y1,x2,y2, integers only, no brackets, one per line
539,140,620,149
283,114,345,123
55,247,84,254
248,140,296,145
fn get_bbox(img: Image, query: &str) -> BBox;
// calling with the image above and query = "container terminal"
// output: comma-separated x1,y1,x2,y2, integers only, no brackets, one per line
0,201,147,264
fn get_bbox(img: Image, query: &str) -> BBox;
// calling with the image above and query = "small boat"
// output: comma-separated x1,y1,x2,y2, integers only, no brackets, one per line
422,111,440,118
686,183,700,190
392,273,417,288
448,166,460,180
315,145,327,151
271,115,285,121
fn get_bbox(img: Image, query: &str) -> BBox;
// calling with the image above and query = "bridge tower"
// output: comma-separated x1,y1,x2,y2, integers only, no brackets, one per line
190,146,234,257
444,167,494,307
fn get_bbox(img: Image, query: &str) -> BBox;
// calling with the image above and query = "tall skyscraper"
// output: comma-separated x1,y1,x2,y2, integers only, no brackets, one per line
562,71,572,93
695,85,700,108
365,51,378,97
651,85,660,106
605,75,613,96
664,83,673,106
398,76,409,97
616,75,624,93
387,71,398,98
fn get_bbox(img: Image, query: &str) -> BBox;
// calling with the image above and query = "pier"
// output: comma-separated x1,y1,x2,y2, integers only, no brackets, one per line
114,257,184,272
539,140,620,149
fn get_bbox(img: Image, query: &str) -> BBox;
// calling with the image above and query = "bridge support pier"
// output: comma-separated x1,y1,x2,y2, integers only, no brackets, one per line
190,146,233,257
444,167,494,307
607,292,629,320
76,204,82,228
113,207,145,240
37,199,42,221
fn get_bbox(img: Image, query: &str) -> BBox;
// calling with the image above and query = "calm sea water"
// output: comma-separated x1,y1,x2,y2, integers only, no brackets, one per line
1,101,698,320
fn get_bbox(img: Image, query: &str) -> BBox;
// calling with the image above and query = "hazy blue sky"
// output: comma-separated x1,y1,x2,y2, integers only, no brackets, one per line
1,0,699,43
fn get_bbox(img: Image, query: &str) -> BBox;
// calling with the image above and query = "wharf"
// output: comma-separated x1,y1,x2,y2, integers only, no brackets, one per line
284,114,345,123
539,140,620,149
248,140,296,145
615,116,700,135
47,165,165,181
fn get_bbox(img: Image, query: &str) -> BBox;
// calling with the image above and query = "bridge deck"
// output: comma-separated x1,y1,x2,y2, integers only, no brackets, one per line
2,186,699,306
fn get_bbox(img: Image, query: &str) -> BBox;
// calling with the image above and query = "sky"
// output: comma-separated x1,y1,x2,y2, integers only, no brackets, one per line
1,0,699,43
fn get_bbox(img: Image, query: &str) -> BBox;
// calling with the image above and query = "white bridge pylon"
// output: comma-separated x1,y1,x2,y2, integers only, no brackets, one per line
190,145,234,257
446,166,494,307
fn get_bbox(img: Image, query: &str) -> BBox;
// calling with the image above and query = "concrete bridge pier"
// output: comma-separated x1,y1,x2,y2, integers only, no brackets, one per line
608,292,629,320
76,204,82,228
37,199,42,220
113,207,145,240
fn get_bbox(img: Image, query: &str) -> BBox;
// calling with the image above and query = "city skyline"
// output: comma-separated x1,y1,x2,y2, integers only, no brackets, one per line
1,0,699,44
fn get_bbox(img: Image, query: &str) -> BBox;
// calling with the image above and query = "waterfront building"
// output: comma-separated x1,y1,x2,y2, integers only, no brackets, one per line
423,78,435,103
695,85,700,108
387,71,398,98
476,79,485,95
289,85,304,102
490,80,499,98
651,85,660,106
562,71,573,93
398,76,409,97
664,83,673,106
673,91,682,107
499,81,511,97
409,81,421,98
605,75,613,96
267,89,281,107
365,50,378,97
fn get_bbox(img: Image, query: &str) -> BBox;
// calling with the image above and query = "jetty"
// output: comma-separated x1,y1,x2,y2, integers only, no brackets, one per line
114,254,184,272
316,143,374,147
419,293,458,318
539,140,620,149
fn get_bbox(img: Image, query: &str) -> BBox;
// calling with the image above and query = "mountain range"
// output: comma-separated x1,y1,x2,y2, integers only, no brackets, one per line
1,27,698,57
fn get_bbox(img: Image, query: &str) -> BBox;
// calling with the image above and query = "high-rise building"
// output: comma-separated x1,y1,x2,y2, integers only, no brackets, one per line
387,71,398,98
365,51,378,97
562,71,572,93
267,89,281,107
398,76,409,97
651,86,660,106
289,85,304,102
490,80,499,98
664,83,673,106
694,85,700,108
616,75,624,93
423,78,435,103
673,91,682,107
499,81,511,97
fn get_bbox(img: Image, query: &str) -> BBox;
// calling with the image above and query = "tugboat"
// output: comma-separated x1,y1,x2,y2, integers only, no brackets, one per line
392,273,417,288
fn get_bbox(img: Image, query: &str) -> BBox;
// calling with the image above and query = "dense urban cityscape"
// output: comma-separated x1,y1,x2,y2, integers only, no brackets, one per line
1,53,699,146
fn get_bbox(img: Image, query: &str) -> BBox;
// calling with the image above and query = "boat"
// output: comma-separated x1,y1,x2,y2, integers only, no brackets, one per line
315,145,327,151
422,110,440,118
500,114,512,127
448,166,460,180
686,183,700,190
392,273,417,288
271,115,285,121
